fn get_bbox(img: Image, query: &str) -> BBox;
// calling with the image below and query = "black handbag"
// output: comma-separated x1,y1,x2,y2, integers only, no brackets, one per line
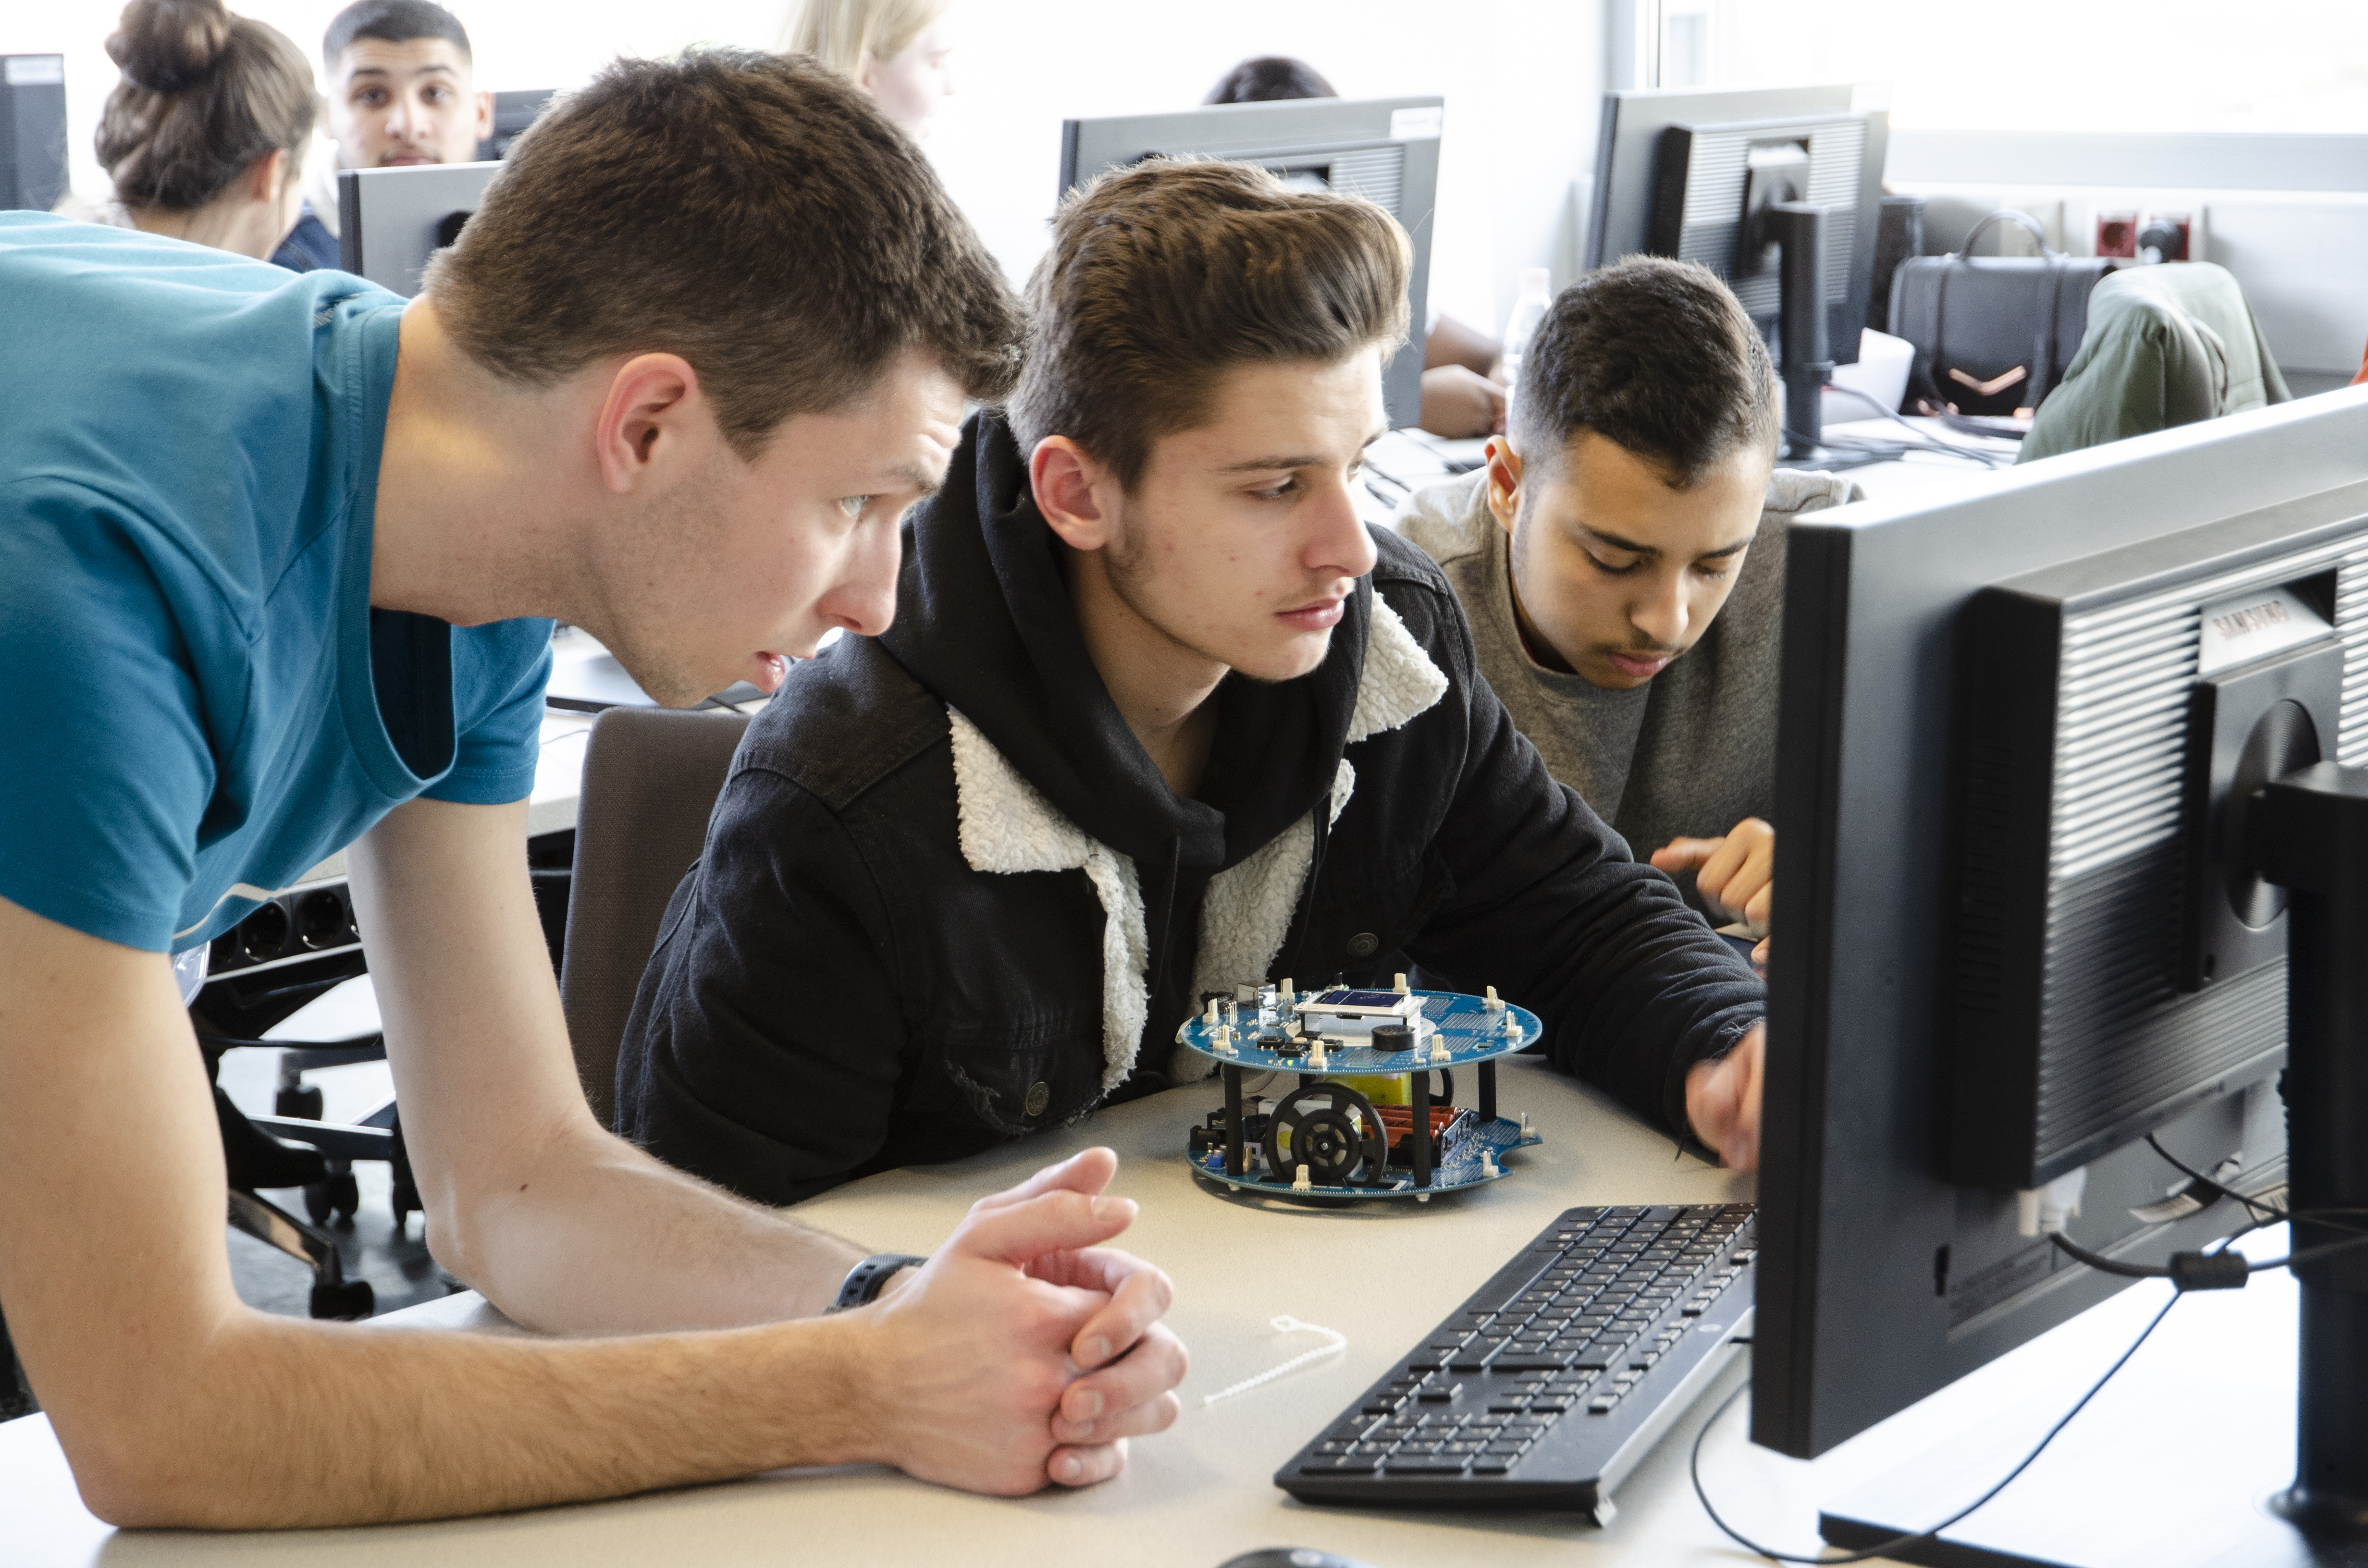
1888,210,2120,417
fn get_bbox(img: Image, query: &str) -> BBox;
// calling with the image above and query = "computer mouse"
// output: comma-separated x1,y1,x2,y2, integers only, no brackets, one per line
1217,1550,1378,1568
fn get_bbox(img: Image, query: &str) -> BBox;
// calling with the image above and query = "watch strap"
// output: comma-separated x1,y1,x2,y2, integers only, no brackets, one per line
828,1252,926,1313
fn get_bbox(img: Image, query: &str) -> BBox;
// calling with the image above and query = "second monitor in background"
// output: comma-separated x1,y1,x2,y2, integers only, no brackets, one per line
1060,96,1442,431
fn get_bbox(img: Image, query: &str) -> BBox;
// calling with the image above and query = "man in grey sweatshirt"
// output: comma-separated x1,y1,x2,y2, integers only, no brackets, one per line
1396,257,1860,963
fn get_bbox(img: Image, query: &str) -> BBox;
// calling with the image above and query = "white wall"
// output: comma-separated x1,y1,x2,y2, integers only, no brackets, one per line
12,0,1612,339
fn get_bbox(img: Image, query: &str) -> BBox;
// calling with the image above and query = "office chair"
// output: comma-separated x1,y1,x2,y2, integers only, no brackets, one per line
556,707,752,1128
2019,262,2292,463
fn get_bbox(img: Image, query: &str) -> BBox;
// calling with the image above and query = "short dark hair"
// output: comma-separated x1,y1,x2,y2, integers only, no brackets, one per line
324,0,469,66
1203,56,1335,105
1513,256,1778,488
1011,159,1409,490
424,49,1023,460
96,0,316,212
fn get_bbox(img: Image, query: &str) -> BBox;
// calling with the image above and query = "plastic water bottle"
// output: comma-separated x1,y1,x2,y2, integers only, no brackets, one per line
1499,268,1554,433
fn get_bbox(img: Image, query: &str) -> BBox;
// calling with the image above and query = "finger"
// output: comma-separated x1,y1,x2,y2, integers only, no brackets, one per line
967,1147,1118,1216
950,1188,1136,1267
1046,1436,1130,1489
1696,833,1750,899
1052,1388,1183,1446
1057,1323,1189,1436
1650,836,1721,872
1742,881,1772,934
1751,937,1770,976
1064,1259,1175,1369
1725,1033,1765,1171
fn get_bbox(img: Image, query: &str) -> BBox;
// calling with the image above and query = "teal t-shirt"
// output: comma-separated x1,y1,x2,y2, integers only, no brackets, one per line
0,213,552,954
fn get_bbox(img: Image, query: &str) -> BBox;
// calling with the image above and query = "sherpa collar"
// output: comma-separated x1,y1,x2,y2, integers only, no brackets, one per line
950,594,1449,1094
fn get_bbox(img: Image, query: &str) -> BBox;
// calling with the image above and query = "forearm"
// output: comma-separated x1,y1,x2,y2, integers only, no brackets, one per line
445,1117,867,1333
79,1304,864,1528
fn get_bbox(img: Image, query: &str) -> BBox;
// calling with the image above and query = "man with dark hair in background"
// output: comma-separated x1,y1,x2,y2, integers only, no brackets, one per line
616,159,1769,1215
1396,257,1862,968
0,49,1183,1528
273,0,491,272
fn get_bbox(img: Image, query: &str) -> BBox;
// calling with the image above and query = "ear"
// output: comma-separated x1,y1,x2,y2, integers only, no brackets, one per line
1482,435,1523,538
854,49,880,92
1030,435,1117,551
593,354,708,495
245,147,289,204
473,89,494,141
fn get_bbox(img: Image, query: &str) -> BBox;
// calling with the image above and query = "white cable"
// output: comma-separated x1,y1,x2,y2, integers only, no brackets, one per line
1200,1316,1348,1408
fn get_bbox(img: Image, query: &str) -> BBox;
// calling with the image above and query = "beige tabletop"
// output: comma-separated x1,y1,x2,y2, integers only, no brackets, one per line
2,1052,1990,1566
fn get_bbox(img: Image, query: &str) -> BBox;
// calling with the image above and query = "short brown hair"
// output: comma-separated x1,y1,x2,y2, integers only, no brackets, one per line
1011,159,1411,489
96,0,316,213
1512,256,1778,488
424,49,1022,458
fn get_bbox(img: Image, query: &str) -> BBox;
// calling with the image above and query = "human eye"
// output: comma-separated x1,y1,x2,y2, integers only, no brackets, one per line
838,495,874,520
1586,549,1639,576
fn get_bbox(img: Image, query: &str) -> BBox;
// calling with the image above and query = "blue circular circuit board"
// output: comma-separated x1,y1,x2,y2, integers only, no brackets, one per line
1178,987,1542,1072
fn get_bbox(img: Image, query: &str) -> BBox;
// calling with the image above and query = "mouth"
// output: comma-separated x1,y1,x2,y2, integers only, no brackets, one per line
1276,595,1348,634
749,652,791,693
1604,649,1676,681
381,152,434,167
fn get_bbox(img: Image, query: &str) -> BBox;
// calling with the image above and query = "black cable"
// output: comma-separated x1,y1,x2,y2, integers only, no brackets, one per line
2144,1134,2285,1224
1690,1286,2182,1563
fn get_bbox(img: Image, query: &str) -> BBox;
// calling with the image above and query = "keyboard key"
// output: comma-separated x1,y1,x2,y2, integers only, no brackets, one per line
1470,1457,1516,1474
1302,1456,1381,1475
1588,1394,1621,1413
1494,1352,1575,1372
1388,1456,1473,1475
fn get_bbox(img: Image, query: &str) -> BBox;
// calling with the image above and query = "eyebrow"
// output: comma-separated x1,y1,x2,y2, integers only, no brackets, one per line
1218,425,1392,475
1579,521,1756,561
346,63,457,81
878,461,945,497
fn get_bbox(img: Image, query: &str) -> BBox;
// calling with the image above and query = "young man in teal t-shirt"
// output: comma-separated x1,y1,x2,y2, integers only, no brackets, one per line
0,51,1182,1527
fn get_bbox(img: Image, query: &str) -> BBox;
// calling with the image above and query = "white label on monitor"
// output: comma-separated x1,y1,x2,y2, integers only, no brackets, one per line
1850,81,1891,113
6,56,65,86
2196,584,2331,676
1390,106,1443,141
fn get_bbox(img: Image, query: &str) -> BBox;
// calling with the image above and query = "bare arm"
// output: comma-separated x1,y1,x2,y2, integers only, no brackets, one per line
0,881,1182,1525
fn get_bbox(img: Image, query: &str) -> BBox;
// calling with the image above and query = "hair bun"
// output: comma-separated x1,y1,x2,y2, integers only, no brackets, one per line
106,0,234,94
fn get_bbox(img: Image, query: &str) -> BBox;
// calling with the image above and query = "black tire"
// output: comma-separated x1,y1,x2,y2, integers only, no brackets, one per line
308,1278,374,1321
303,1180,334,1225
328,1171,360,1222
275,1083,324,1119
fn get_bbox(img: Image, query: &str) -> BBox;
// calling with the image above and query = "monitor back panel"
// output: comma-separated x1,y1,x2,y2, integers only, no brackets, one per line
337,161,501,297
2,56,68,213
1059,97,1441,430
1756,387,2368,1460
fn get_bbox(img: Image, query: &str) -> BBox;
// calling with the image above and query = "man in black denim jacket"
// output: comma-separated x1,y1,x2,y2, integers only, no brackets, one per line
615,161,1768,1205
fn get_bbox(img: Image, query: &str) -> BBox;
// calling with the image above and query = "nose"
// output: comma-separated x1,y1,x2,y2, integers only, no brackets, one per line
1629,572,1689,649
816,514,903,638
1308,471,1379,581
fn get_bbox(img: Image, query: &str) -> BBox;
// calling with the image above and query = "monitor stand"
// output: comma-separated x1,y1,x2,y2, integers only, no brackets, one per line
1767,202,1896,474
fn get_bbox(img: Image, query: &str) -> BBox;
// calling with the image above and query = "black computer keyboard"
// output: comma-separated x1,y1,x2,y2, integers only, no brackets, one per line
1276,1203,1756,1521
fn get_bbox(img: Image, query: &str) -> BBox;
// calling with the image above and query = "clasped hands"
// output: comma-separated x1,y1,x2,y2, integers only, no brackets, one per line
848,1146,1187,1494
1654,817,1773,1174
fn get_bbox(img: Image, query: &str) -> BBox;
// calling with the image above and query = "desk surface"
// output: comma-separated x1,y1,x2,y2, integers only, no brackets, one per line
0,1056,1948,1568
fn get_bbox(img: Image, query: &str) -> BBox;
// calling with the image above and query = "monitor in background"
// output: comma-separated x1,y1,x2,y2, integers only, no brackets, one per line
1059,96,1443,431
1755,389,2368,1564
337,161,499,297
2,55,68,213
478,88,555,161
1586,84,1887,466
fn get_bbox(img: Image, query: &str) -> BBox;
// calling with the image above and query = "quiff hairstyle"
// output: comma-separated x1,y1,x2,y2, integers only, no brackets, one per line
322,0,469,66
1512,255,1778,489
423,49,1021,458
779,0,948,78
1011,158,1411,490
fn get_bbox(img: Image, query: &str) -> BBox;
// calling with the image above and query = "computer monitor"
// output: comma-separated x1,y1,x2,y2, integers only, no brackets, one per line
1754,388,2368,1564
336,161,498,297
1586,84,1886,463
478,88,555,161
1059,96,1443,431
2,55,69,213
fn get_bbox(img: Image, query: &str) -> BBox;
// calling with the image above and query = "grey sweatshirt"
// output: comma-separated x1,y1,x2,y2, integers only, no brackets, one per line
1393,468,1861,869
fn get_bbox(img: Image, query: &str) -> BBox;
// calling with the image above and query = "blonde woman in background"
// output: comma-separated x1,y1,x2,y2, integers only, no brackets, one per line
781,0,953,137
83,0,318,260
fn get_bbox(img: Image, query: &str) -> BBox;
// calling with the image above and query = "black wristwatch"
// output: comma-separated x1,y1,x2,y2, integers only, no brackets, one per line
827,1253,927,1313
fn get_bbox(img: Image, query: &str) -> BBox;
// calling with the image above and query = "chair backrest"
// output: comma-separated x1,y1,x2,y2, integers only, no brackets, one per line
558,707,750,1127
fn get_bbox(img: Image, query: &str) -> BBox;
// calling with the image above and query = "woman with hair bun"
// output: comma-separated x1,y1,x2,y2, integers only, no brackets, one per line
90,0,317,259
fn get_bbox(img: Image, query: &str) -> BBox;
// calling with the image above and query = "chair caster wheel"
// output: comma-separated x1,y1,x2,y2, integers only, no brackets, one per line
304,1180,333,1225
308,1278,373,1321
302,1172,360,1225
276,1083,324,1119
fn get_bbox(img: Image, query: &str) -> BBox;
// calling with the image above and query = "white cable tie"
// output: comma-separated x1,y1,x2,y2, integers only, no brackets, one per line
1201,1316,1349,1408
